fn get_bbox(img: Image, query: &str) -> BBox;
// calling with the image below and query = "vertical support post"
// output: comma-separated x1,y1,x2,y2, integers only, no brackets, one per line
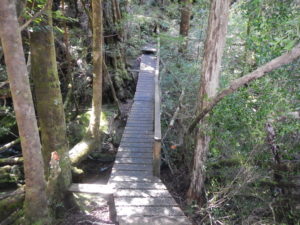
153,28,161,177
153,140,161,177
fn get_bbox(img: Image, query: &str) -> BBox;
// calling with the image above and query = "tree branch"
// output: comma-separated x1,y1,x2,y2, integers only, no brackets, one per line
187,43,300,133
20,0,52,31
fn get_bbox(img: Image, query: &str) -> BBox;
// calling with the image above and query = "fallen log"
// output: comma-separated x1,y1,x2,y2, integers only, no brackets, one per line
0,165,12,173
0,209,23,225
0,187,24,221
69,138,97,166
0,138,20,152
0,157,23,166
0,165,22,187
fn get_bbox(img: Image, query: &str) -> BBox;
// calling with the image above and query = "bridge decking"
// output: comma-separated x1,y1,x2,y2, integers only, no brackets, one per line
108,50,191,225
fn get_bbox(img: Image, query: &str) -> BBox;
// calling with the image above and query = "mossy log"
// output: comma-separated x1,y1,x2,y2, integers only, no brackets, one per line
0,165,22,187
0,165,13,173
0,209,23,225
0,187,24,221
0,138,20,152
69,137,97,166
0,157,23,166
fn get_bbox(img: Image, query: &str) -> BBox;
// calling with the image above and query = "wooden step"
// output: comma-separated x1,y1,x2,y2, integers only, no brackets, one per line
114,197,177,206
114,189,172,198
112,163,153,171
115,206,185,216
118,216,192,225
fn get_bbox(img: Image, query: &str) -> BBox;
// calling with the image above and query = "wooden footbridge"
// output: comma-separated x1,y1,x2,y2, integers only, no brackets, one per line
70,44,191,225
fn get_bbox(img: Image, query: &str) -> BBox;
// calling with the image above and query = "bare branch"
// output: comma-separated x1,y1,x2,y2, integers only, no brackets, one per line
187,43,300,133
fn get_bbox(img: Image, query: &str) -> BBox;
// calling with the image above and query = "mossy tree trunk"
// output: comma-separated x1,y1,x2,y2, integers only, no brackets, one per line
187,0,230,205
30,0,71,214
0,1,50,224
88,0,103,143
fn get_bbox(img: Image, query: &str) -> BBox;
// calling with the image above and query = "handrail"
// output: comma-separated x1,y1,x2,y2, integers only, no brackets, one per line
153,30,161,177
154,38,161,141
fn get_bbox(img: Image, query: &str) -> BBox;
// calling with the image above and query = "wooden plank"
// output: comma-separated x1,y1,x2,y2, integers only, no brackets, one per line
131,103,153,106
126,117,153,121
123,133,154,139
128,114,153,118
68,183,114,194
115,157,152,164
134,98,153,101
116,151,152,158
130,109,153,112
129,109,153,112
126,120,153,124
115,206,184,216
127,116,153,120
118,146,152,153
124,127,153,131
119,142,153,148
118,216,192,225
125,124,153,129
109,181,166,189
115,189,172,198
124,124,153,129
127,113,153,117
111,170,153,177
131,103,153,105
114,197,177,206
123,124,154,129
112,164,153,171
120,138,153,144
121,137,153,143
129,109,153,113
123,128,153,133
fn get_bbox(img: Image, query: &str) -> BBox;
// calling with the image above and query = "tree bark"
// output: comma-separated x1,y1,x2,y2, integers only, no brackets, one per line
0,1,50,223
30,0,71,211
179,0,191,53
187,0,230,205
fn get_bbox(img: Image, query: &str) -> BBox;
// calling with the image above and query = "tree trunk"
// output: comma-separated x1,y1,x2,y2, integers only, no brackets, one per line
187,0,230,205
88,0,103,145
179,0,191,53
30,0,71,213
0,1,50,223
